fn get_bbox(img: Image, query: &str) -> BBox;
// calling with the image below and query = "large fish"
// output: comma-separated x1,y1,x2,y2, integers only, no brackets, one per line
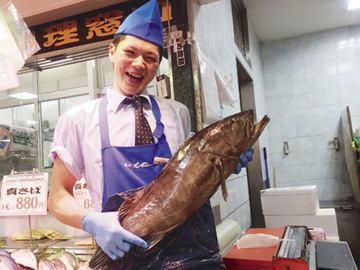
90,110,270,269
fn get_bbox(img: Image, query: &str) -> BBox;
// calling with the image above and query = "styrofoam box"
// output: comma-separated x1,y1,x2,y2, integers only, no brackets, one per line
264,208,339,238
260,185,319,215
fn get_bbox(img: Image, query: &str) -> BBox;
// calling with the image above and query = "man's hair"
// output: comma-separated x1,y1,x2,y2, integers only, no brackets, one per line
112,35,162,62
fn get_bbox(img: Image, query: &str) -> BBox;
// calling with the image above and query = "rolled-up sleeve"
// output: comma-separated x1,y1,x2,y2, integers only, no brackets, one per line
49,112,84,180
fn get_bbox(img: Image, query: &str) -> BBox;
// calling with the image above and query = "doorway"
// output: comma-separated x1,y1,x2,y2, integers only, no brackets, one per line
237,60,265,227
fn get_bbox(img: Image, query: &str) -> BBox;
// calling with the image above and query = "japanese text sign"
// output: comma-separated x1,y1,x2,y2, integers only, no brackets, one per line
0,173,48,216
73,177,94,211
30,0,172,55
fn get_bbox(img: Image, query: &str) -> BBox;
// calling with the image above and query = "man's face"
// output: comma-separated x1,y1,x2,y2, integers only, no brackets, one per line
109,35,160,96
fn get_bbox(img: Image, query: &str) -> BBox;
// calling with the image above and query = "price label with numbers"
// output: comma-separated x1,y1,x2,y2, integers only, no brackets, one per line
73,177,94,211
0,173,48,216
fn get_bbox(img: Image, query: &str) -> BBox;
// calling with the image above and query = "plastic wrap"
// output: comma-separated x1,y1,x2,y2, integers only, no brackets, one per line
0,54,19,90
197,46,221,124
0,0,40,91
235,233,281,249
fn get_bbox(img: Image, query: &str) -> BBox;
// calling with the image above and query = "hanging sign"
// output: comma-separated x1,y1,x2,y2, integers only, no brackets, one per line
175,41,185,67
170,30,185,67
30,0,172,55
0,172,48,216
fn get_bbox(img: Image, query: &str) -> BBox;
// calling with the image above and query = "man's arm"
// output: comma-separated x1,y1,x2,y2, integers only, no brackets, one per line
48,156,147,260
48,157,85,229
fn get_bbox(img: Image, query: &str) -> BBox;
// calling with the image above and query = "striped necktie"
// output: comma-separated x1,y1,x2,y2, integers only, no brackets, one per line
124,96,155,145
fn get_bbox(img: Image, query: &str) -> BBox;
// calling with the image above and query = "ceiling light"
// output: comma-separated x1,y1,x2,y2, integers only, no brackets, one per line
8,91,38,100
348,0,360,10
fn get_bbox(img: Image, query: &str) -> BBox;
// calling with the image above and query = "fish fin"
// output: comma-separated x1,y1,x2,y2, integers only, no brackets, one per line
213,158,228,201
118,187,146,221
221,179,228,202
89,247,112,270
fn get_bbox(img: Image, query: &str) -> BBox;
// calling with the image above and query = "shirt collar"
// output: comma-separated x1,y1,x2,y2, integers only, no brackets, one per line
106,87,152,112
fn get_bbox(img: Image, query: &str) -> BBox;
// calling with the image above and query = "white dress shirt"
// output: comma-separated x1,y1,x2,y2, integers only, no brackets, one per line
50,87,191,210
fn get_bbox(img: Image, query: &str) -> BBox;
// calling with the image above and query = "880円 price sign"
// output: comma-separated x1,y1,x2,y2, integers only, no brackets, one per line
0,173,48,216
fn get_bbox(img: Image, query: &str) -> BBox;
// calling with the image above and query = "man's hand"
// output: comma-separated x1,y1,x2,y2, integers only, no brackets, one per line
81,211,148,260
234,148,254,174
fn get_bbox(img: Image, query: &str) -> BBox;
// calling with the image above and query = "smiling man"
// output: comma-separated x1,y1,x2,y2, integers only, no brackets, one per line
110,35,160,97
48,0,251,269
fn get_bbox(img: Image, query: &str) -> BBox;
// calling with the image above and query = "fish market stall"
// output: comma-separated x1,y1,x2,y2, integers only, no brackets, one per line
0,172,96,269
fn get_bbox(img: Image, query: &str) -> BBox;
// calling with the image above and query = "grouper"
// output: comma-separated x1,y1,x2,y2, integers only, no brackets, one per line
89,110,270,269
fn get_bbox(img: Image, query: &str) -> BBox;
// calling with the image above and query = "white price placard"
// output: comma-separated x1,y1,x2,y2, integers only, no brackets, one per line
0,173,48,216
73,177,94,211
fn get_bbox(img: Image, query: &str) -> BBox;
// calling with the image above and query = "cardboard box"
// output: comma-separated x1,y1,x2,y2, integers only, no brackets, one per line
264,208,339,238
261,185,319,215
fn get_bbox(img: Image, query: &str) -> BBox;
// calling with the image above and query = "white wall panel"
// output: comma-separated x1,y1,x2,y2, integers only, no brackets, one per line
192,0,269,229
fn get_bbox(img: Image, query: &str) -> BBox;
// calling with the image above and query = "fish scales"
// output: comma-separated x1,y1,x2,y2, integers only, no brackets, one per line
89,110,270,269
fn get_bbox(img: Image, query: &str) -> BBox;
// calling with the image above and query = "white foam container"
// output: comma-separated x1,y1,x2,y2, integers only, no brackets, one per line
261,185,319,215
264,208,339,238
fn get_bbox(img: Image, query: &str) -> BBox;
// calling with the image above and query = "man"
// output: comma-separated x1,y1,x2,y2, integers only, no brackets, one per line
48,0,253,269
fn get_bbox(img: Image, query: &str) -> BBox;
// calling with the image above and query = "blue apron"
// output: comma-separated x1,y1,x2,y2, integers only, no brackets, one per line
99,95,223,270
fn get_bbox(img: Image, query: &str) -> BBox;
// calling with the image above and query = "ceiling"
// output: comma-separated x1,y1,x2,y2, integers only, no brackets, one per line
12,0,360,42
12,0,128,26
243,0,360,41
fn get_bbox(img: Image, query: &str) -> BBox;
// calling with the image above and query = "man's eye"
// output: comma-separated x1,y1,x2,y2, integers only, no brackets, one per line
145,56,157,63
124,50,135,55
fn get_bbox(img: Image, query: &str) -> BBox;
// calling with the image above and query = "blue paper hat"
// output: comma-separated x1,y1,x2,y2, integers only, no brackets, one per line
115,0,163,48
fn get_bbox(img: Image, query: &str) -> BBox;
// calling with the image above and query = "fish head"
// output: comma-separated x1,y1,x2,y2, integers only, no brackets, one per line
216,110,269,154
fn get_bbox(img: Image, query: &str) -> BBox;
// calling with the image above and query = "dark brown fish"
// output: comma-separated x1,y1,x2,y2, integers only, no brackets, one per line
90,110,270,269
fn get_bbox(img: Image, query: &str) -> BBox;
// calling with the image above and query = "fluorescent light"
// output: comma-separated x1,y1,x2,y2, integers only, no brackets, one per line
8,91,38,100
26,120,38,126
348,0,360,10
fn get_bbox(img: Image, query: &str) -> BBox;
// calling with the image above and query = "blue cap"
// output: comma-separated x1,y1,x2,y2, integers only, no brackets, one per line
115,0,163,49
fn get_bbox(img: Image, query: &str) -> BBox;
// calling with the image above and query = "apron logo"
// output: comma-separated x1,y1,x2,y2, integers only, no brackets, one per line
124,162,152,169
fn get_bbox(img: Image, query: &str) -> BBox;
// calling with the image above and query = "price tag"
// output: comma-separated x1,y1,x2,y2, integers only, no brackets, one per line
0,173,48,216
73,177,94,211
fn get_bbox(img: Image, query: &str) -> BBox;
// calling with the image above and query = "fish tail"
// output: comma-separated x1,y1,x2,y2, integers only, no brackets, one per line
89,247,112,270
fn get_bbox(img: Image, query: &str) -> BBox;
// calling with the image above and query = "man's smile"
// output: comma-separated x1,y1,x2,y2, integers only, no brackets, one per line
126,72,144,83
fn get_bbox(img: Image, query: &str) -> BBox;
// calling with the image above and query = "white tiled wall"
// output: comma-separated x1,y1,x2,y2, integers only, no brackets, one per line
193,0,269,229
262,25,360,200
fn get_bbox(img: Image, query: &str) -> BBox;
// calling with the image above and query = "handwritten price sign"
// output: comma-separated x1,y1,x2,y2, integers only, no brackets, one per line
0,173,48,216
73,177,94,210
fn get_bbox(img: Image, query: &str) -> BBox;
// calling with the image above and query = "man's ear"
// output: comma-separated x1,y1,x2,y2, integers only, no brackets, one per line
108,43,116,62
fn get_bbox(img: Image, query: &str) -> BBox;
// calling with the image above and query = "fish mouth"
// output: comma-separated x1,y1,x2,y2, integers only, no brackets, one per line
256,115,270,133
250,115,270,143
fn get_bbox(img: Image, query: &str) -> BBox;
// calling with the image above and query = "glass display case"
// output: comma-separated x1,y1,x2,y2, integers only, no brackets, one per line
0,72,38,180
0,61,91,180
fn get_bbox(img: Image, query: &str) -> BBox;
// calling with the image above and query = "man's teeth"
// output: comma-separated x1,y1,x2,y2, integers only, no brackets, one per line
128,73,143,79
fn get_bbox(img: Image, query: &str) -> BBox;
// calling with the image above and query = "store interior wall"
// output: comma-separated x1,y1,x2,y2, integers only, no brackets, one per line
262,25,360,201
191,0,269,231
